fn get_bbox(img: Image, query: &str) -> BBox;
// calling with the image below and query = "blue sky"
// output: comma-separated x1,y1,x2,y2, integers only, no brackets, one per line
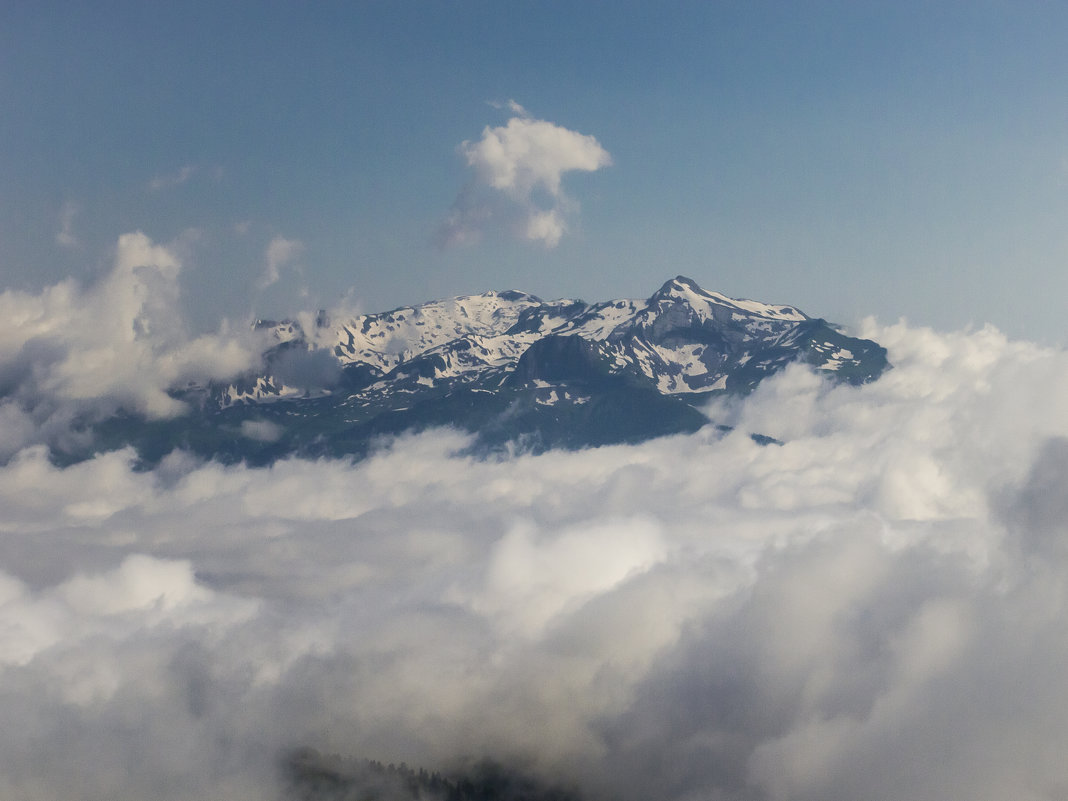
3,1,1068,341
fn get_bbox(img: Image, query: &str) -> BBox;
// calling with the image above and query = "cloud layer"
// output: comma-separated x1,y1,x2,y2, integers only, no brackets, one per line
440,102,612,248
3,275,1068,799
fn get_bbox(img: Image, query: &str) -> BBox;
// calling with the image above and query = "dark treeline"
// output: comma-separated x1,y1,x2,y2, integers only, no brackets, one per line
283,748,584,801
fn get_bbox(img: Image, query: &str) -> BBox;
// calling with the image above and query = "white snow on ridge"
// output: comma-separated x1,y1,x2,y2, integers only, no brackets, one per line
221,377,322,406
560,299,643,340
817,347,859,373
241,279,853,405
531,314,572,334
651,277,807,323
706,291,807,322
656,343,708,377
325,281,807,379
332,290,546,372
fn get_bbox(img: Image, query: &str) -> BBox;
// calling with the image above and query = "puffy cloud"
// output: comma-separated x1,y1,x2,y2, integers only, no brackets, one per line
440,102,612,248
0,232,264,458
5,310,1068,799
459,517,667,638
462,111,611,198
522,207,569,248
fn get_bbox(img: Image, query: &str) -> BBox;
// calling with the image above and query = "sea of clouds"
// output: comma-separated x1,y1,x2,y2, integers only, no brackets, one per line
3,235,1068,800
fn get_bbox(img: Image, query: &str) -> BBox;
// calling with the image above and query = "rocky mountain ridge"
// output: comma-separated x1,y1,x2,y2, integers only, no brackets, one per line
83,276,888,465
230,275,883,402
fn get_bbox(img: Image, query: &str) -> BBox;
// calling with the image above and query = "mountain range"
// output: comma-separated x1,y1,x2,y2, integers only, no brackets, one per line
86,276,888,465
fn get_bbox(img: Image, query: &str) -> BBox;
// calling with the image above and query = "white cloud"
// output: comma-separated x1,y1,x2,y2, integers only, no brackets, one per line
462,112,611,197
459,517,667,638
440,102,612,248
0,232,264,457
239,418,284,442
522,207,568,248
148,164,197,191
55,200,79,248
489,98,531,117
259,235,304,289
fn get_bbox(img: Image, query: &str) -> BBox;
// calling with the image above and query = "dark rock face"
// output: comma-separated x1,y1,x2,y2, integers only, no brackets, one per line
509,336,614,385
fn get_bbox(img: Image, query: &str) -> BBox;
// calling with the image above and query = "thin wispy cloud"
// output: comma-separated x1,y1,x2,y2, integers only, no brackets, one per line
148,164,197,192
439,101,612,248
259,235,304,289
55,200,80,248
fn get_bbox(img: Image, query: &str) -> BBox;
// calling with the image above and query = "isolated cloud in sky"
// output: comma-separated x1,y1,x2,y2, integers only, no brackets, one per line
55,200,80,249
148,164,197,192
259,235,305,289
440,102,612,248
4,295,1068,799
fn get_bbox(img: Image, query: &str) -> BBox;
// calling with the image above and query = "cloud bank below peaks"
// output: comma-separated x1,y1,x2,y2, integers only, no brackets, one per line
5,314,1068,799
440,101,612,248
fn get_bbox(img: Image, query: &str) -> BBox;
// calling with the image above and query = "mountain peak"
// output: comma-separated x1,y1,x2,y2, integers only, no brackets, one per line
650,275,704,301
644,276,807,325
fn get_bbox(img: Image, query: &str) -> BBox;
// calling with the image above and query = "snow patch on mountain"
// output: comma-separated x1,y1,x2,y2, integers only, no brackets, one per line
331,290,547,375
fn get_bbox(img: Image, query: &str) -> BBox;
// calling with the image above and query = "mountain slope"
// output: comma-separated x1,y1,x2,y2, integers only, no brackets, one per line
66,277,889,465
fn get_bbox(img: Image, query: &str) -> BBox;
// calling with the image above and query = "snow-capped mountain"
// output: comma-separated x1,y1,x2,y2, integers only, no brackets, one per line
229,275,884,403
89,277,888,465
